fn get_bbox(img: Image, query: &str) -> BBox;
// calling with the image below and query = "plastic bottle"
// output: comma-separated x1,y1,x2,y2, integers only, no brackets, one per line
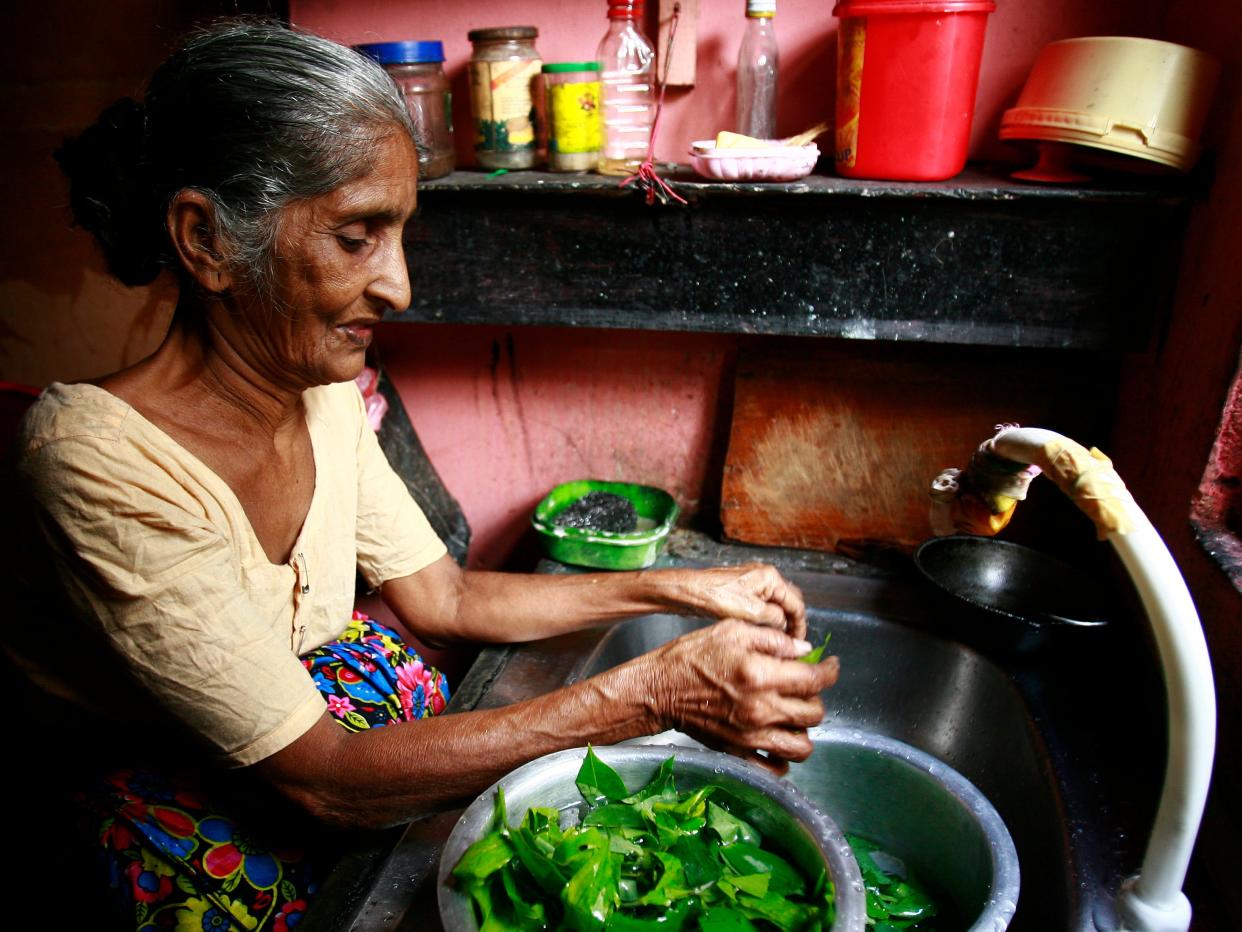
596,0,656,176
737,0,779,139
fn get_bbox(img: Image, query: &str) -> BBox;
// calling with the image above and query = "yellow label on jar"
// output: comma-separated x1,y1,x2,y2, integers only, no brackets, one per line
835,18,865,169
548,80,602,154
469,59,540,152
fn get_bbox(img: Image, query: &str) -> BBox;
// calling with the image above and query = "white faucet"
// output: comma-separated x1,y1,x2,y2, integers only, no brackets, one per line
930,425,1216,932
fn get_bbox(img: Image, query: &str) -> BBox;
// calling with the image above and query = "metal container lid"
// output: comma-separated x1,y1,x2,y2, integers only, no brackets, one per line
355,40,445,64
467,25,538,43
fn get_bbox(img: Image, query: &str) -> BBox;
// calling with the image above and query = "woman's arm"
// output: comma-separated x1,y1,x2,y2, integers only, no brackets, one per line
380,554,808,646
253,620,839,829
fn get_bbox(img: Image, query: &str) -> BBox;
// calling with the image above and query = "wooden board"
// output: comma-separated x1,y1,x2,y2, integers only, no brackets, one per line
721,343,1112,558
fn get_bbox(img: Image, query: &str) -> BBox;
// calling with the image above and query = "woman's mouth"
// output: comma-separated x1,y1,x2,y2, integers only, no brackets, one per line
337,321,376,348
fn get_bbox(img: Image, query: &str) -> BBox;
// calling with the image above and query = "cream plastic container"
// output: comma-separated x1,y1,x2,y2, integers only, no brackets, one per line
1000,36,1219,174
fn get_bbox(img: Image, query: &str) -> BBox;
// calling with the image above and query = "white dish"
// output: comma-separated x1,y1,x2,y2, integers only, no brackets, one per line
688,140,819,182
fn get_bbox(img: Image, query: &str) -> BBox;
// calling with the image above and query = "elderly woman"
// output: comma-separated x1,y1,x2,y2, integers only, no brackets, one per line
13,19,839,930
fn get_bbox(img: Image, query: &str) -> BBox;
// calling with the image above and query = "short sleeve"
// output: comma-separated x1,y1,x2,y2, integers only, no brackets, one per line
20,434,325,767
351,388,448,587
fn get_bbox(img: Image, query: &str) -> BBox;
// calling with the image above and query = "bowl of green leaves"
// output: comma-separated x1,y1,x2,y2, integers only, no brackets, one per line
438,744,867,931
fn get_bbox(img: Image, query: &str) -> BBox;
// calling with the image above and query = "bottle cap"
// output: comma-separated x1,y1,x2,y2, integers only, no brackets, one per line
467,26,539,43
355,40,445,64
746,0,777,15
542,61,602,73
607,1,645,19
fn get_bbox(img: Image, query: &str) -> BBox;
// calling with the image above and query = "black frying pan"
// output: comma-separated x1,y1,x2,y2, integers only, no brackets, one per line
914,535,1110,656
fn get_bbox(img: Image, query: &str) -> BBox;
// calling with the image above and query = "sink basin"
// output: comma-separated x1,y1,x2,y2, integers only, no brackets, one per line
304,564,1165,932
566,575,1164,932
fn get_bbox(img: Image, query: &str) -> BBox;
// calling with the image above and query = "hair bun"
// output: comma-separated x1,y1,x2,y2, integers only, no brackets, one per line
55,97,166,286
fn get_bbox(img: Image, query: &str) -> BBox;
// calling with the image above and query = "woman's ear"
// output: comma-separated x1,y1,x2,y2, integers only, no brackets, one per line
166,190,233,294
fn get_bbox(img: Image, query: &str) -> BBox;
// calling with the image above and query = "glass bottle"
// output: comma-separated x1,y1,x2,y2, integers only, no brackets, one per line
736,0,779,139
596,0,656,176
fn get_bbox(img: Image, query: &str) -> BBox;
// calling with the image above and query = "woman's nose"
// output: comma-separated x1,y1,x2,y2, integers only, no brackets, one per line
368,235,412,312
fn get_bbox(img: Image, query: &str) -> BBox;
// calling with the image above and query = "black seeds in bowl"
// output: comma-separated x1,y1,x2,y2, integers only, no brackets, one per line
553,491,638,532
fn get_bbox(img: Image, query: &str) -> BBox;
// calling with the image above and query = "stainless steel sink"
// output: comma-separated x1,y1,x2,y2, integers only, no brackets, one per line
564,573,1163,932
572,608,1064,929
306,559,1165,932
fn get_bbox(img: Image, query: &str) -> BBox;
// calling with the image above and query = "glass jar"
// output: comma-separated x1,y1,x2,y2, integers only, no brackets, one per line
357,41,455,180
542,62,602,172
468,26,542,170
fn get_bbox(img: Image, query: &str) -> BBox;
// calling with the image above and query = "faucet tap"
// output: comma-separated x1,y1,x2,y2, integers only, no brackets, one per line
929,424,1216,932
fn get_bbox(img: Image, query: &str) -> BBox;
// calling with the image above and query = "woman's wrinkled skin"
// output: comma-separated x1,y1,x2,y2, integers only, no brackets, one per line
105,130,839,829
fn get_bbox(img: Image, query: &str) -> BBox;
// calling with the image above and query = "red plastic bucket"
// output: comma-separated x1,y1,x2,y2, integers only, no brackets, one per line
833,0,996,181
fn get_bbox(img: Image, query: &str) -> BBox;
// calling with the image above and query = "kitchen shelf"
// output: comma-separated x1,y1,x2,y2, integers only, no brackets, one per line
397,164,1191,350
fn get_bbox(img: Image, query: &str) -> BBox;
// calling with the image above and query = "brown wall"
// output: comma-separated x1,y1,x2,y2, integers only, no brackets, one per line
1109,3,1242,918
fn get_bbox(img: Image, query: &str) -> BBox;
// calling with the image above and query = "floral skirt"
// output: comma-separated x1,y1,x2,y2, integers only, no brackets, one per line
79,612,450,931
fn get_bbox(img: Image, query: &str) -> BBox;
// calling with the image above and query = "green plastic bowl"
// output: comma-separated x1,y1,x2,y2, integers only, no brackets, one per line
532,479,679,570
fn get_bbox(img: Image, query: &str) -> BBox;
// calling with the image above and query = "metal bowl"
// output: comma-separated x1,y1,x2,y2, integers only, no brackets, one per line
788,728,1021,932
914,535,1110,657
437,744,867,931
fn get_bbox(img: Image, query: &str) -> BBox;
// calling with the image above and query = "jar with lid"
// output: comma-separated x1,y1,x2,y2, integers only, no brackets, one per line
468,26,542,170
542,62,602,172
357,40,455,180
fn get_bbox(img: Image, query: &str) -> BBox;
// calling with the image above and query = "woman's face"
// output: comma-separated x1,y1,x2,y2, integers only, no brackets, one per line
230,131,419,389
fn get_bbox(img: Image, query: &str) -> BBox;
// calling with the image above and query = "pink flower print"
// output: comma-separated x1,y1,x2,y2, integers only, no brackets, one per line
326,695,355,718
430,690,446,715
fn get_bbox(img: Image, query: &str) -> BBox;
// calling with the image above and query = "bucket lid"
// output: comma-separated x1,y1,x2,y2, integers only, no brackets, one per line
833,0,996,15
355,40,445,64
1000,106,1200,172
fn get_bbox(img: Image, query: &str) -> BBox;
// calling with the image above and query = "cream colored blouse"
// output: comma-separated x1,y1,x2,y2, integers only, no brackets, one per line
14,381,447,766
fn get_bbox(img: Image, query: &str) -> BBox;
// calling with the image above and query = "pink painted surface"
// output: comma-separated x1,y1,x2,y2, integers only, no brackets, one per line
290,0,1165,167
288,0,1171,569
374,324,737,569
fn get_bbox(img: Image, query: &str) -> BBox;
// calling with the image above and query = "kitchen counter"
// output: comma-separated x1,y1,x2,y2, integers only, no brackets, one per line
302,530,1166,931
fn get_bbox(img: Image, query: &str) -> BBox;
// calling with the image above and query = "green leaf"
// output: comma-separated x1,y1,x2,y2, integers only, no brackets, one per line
697,907,761,932
585,803,649,831
719,873,770,899
799,632,832,664
453,831,515,882
706,802,762,847
717,844,806,896
500,865,548,928
671,835,722,890
635,851,691,907
577,746,631,804
605,901,693,931
627,756,678,803
735,890,816,929
492,786,509,834
563,847,621,930
509,824,570,895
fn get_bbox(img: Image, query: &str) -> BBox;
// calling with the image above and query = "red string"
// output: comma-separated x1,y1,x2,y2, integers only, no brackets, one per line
619,2,688,206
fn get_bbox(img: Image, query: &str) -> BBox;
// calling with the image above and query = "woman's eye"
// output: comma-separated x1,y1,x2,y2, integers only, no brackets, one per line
336,234,369,252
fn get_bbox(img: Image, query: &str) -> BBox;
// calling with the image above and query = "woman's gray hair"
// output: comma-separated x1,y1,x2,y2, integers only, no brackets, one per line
56,18,415,300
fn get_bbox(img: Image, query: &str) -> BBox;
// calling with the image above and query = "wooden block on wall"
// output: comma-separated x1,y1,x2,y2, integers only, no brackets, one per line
658,0,698,87
721,343,1113,558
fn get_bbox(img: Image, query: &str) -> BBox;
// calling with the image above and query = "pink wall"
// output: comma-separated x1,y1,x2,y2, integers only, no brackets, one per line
291,0,1166,167
375,325,738,569
289,0,1176,569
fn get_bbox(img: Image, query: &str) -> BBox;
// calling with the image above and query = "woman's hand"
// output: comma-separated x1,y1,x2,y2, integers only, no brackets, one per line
635,618,839,775
658,563,807,640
